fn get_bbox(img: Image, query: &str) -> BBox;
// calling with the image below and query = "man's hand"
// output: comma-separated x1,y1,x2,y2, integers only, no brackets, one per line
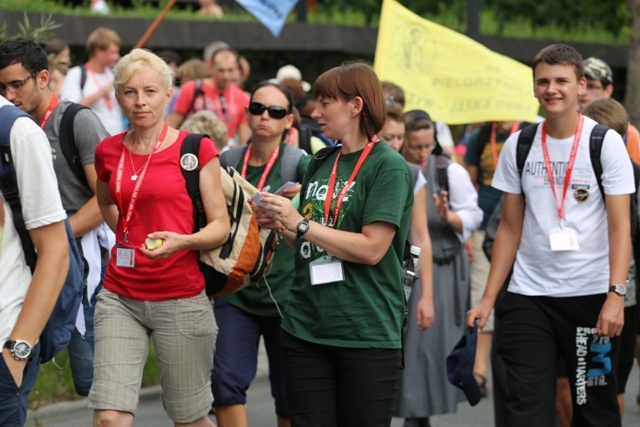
1,349,26,387
595,293,624,337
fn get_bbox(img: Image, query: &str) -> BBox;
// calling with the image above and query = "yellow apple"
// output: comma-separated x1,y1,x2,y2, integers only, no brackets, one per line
145,238,164,251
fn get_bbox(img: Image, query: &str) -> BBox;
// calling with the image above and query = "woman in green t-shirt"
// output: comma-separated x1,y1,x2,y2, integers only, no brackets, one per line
254,63,414,427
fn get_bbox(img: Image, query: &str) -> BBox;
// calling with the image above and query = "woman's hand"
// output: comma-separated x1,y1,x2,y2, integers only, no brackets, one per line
279,183,302,200
139,231,185,259
416,296,435,331
433,190,450,222
253,192,303,232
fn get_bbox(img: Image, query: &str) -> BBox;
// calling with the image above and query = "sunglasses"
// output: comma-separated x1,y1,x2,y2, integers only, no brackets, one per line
248,101,289,119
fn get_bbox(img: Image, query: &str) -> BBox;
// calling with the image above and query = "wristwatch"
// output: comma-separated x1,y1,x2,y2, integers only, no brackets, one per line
3,340,32,361
296,219,310,238
608,284,627,297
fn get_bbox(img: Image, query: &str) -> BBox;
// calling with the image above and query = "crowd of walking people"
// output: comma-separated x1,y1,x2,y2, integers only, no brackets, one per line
0,24,639,427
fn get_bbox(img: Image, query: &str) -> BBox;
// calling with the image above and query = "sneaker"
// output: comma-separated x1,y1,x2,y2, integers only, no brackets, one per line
91,0,110,14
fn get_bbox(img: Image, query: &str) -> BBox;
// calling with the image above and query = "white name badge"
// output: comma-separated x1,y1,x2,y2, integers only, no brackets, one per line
549,227,579,251
116,247,136,268
309,256,345,285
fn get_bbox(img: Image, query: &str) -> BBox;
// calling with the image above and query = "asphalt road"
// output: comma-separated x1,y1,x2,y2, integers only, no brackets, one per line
27,363,640,427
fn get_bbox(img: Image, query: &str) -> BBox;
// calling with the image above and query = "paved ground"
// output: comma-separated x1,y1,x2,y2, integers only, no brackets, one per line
27,362,640,427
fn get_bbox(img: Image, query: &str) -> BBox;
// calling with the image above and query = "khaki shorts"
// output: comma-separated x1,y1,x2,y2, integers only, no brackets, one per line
88,288,217,423
470,230,494,332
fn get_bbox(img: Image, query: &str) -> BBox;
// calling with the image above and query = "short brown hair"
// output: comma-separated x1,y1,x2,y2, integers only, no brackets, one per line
381,81,405,108
177,59,211,83
180,110,228,152
582,98,629,137
313,62,385,140
86,27,121,55
385,102,404,123
532,43,583,82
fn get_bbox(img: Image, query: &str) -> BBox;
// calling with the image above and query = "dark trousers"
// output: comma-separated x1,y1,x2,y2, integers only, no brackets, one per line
496,292,621,427
281,331,401,427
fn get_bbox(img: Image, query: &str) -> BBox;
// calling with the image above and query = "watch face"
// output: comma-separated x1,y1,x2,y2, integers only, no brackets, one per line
13,341,31,359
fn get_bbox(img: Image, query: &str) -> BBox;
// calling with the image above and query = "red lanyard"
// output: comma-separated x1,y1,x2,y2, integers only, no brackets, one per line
210,86,233,125
40,96,59,129
541,115,584,222
85,62,113,111
323,136,378,227
115,124,168,242
241,144,280,191
489,121,520,167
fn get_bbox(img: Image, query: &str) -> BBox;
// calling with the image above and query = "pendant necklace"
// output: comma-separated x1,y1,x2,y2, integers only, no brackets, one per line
128,148,152,181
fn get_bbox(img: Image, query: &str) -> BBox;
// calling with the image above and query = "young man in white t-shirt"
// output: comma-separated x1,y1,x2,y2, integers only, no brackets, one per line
0,95,69,426
467,44,634,426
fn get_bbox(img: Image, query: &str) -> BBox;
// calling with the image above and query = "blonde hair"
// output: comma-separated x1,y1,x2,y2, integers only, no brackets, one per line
180,110,228,152
86,27,121,54
176,59,210,83
113,48,174,95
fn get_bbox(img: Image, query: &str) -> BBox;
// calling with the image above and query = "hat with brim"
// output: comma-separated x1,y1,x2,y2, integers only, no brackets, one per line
446,321,482,406
270,64,311,92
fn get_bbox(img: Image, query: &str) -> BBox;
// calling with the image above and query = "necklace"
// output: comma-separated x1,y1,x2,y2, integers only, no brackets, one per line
128,148,152,181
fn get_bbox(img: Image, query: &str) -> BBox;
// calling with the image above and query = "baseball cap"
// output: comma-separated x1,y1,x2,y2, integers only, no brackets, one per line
446,321,481,406
403,109,443,155
270,64,311,92
583,57,613,85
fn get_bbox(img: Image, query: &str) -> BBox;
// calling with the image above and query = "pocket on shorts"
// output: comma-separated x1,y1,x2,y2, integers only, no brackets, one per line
93,288,119,326
175,292,216,340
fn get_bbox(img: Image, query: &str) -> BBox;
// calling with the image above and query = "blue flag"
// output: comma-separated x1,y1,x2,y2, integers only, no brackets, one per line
235,0,298,37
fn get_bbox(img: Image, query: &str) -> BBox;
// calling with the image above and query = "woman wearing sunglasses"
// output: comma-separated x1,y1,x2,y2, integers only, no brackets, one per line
254,63,414,427
213,81,310,427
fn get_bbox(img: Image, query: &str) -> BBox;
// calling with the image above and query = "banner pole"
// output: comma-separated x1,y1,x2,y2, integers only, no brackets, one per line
134,0,177,49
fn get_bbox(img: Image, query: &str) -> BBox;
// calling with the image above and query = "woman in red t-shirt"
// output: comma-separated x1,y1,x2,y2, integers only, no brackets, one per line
91,48,228,427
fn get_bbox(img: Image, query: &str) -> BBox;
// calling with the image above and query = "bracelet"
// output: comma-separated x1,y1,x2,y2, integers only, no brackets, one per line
276,225,286,234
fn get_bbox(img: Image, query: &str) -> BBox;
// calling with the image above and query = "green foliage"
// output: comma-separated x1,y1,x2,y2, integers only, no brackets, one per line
486,0,629,37
0,12,61,43
29,344,160,409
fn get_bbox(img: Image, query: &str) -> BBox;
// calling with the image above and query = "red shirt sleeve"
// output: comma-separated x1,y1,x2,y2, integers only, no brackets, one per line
173,80,197,115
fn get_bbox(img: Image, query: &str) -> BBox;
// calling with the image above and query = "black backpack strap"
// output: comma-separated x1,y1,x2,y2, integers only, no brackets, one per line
298,126,313,154
188,78,203,115
516,122,540,178
589,124,608,201
0,105,37,272
181,133,207,233
80,64,87,91
59,103,89,186
280,143,305,184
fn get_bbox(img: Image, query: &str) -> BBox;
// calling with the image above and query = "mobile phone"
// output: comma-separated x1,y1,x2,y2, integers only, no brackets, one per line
275,181,299,195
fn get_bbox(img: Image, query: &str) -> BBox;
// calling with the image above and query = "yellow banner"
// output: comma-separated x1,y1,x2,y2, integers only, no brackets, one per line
374,0,539,124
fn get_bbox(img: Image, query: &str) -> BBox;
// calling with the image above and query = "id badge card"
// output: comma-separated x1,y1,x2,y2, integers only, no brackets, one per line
309,256,344,285
549,227,579,251
115,244,136,268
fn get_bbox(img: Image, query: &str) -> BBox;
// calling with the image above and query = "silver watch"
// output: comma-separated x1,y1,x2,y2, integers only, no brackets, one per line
3,340,32,361
608,284,627,297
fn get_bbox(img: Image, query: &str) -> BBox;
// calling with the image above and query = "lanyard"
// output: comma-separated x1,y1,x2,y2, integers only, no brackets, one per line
323,136,378,227
489,121,520,167
85,62,113,111
541,115,584,222
208,85,233,125
40,96,59,129
115,124,168,242
241,144,280,191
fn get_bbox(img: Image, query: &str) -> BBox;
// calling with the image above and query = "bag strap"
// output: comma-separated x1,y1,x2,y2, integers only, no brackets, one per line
220,144,246,170
280,143,305,184
516,122,540,178
180,133,207,233
589,124,608,202
188,78,204,116
298,126,313,154
59,103,89,187
80,63,87,91
0,105,37,272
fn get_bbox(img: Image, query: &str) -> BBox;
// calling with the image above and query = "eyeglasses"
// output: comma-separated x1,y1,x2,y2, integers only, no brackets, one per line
0,70,40,96
248,101,289,119
407,143,436,153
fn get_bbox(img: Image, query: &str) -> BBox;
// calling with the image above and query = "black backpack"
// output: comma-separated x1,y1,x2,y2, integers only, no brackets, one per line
0,104,86,363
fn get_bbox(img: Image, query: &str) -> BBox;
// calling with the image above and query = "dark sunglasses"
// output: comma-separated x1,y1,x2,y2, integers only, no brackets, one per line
248,101,289,119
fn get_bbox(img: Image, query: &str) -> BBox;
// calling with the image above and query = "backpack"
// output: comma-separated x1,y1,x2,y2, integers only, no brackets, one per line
79,63,87,91
299,115,335,152
0,104,86,364
516,122,640,259
220,142,305,187
188,78,204,116
58,102,90,186
180,134,277,297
